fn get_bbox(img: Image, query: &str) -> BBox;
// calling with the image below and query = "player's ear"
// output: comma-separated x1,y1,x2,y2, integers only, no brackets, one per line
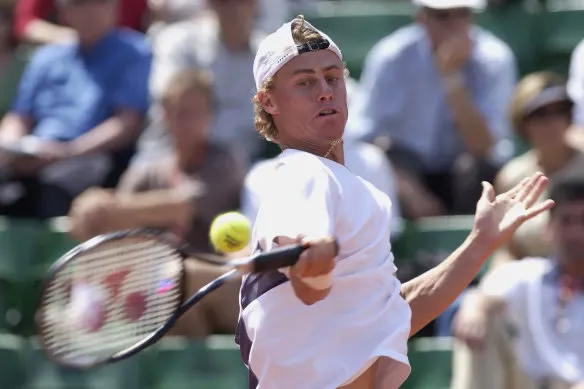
258,91,278,116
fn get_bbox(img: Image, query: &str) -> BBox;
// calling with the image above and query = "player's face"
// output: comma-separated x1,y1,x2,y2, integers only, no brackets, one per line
264,50,348,151
549,200,584,263
417,7,472,47
164,90,212,147
523,101,572,150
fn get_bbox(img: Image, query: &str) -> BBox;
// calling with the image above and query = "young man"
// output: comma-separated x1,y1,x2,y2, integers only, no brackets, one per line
238,15,553,389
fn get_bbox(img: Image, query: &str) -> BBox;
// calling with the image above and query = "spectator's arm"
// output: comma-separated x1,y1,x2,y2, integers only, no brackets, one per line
15,0,76,45
70,57,152,156
0,114,32,142
567,40,584,150
446,53,516,163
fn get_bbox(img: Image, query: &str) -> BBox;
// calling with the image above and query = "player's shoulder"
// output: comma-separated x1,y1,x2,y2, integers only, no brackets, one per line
275,149,340,187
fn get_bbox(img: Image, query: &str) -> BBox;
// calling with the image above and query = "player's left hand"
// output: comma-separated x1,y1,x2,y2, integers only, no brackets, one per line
472,172,554,249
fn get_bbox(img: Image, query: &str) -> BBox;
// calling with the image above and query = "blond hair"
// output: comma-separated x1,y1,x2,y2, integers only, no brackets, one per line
162,69,214,109
253,15,330,142
510,71,568,140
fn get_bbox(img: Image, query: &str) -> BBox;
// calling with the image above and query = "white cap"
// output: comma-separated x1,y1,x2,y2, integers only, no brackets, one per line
413,0,486,10
253,17,343,91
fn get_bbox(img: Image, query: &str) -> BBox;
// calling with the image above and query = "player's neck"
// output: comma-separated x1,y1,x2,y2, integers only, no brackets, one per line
325,143,345,165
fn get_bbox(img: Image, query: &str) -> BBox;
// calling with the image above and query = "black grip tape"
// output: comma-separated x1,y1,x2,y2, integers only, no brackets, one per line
251,244,307,273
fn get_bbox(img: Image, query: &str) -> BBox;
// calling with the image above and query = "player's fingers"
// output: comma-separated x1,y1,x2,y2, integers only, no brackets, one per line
522,175,549,209
521,199,555,222
480,181,496,203
516,172,544,202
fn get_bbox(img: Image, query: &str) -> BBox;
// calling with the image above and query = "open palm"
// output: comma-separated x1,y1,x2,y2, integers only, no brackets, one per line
473,172,555,249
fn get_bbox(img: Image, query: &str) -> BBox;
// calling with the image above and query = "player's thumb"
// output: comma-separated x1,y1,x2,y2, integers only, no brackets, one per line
480,181,495,203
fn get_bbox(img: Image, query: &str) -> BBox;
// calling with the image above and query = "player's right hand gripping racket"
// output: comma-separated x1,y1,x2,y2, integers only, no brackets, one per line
35,229,310,369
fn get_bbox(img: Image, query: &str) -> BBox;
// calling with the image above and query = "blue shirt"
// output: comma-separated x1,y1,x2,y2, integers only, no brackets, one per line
347,24,517,172
12,29,152,141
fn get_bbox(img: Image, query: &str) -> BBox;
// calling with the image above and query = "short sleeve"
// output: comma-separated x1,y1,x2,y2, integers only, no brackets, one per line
111,53,152,115
256,163,338,250
11,48,47,115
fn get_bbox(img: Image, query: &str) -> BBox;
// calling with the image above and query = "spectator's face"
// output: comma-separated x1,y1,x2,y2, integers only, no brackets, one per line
549,200,584,263
523,101,572,150
209,0,256,34
262,50,347,150
164,90,213,148
60,0,116,41
418,7,472,47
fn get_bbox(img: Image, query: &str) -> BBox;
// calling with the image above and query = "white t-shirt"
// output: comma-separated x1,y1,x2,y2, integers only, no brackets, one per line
241,141,403,238
236,149,411,389
480,258,584,383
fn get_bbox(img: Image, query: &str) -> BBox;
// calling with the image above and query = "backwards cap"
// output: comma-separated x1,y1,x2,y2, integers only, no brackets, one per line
253,17,343,91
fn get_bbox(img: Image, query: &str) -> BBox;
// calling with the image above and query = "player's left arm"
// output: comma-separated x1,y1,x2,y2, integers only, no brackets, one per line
401,173,553,337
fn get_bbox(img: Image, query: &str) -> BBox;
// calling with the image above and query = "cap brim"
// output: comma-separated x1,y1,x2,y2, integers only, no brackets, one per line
522,86,572,116
414,0,486,10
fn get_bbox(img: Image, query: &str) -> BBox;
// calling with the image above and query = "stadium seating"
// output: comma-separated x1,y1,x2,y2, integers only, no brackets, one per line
402,337,454,389
0,333,26,388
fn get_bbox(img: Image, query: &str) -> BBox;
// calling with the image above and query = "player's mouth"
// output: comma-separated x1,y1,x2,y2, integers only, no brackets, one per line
316,108,339,117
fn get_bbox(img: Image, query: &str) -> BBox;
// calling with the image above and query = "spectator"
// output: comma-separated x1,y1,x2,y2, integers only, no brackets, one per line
451,162,584,389
69,69,245,337
348,0,516,218
567,39,584,150
492,72,584,268
0,2,28,119
0,0,151,219
135,0,264,166
14,0,149,45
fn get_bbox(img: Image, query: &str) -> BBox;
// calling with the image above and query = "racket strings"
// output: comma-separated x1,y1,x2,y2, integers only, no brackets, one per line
38,237,183,366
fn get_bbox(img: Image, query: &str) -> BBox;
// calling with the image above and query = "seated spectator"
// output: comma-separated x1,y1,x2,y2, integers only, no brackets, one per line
69,69,245,337
491,72,584,268
451,163,584,389
135,0,264,166
0,2,28,118
14,0,149,45
0,0,151,219
348,0,516,218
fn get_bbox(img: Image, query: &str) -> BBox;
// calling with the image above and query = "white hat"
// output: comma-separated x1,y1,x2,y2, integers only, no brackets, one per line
253,17,343,91
412,0,486,10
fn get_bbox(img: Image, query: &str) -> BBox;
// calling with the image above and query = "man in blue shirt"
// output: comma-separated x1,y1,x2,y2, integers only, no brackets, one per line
0,0,151,219
348,0,516,217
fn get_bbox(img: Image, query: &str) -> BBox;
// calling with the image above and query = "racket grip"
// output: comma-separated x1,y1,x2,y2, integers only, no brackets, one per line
251,244,307,273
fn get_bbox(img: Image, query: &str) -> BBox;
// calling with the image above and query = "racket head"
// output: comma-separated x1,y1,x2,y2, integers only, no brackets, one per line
35,229,186,369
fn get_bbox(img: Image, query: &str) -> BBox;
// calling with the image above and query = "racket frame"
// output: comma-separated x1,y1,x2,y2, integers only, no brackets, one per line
35,229,188,369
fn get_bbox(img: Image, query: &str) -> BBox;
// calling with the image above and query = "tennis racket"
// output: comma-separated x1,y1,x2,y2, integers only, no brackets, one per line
35,228,311,369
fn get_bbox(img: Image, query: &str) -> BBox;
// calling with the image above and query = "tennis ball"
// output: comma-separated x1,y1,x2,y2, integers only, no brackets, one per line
209,211,251,253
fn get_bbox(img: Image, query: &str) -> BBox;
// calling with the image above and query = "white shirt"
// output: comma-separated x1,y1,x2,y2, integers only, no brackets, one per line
237,149,411,389
480,258,584,383
568,39,584,126
240,141,403,238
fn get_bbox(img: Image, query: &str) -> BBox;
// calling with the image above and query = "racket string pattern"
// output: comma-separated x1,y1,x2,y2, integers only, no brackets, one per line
37,237,183,366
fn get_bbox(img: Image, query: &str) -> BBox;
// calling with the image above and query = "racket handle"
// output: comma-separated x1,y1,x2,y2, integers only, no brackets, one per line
250,244,307,273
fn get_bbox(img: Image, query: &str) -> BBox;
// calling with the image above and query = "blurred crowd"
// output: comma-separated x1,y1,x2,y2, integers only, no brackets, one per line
0,0,583,387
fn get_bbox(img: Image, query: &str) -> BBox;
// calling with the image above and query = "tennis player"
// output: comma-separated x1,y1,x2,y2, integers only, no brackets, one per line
238,16,554,389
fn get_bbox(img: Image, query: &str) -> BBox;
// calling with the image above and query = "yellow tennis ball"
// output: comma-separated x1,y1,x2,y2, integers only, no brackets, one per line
209,211,251,253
